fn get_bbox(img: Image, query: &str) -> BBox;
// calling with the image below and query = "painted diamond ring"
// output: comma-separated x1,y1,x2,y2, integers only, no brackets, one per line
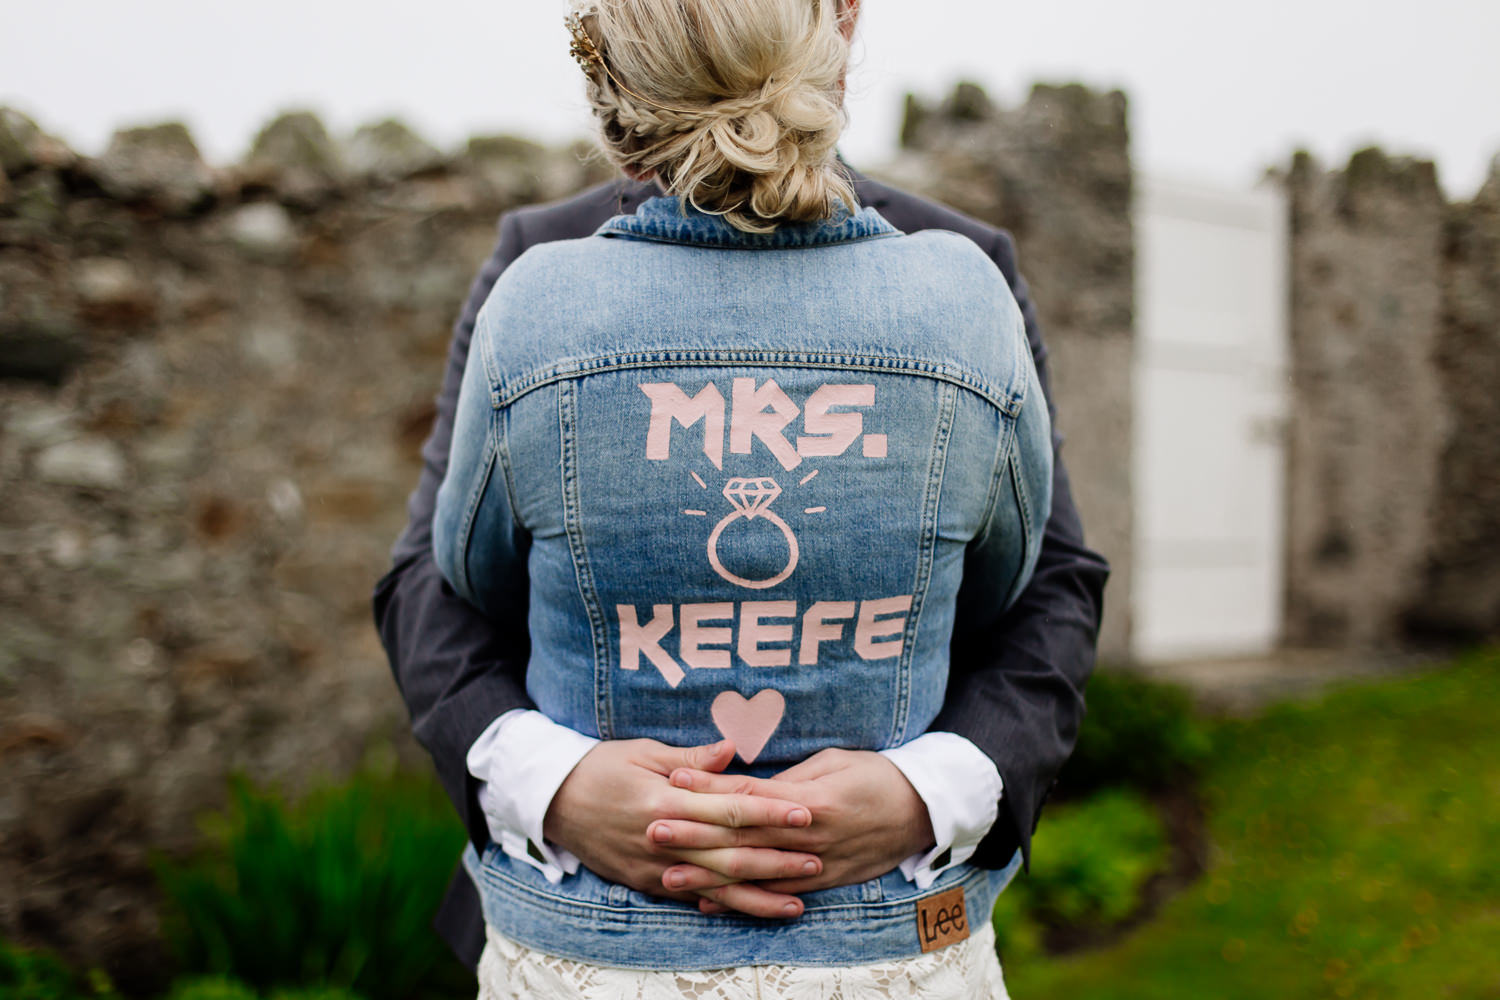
706,476,800,590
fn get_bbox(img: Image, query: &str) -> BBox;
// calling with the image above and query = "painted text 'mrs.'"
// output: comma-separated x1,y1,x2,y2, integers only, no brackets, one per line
640,378,888,471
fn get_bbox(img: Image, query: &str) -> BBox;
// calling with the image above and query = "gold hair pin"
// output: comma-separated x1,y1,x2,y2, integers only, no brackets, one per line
565,11,705,115
565,12,605,72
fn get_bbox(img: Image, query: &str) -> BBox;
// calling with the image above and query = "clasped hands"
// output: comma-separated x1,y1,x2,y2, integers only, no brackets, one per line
542,738,935,918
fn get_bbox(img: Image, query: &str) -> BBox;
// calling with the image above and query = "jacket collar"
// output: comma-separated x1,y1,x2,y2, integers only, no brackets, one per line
597,193,900,250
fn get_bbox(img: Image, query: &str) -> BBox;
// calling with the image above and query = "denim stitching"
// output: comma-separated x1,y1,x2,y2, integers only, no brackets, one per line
600,229,903,252
1008,399,1036,552
455,437,498,605
972,409,1006,549
892,381,957,745
557,381,613,739
998,308,1033,409
989,449,1032,614
478,854,988,925
474,307,510,412
497,352,1020,414
494,406,525,536
973,327,1032,549
1007,446,1034,608
976,400,1021,549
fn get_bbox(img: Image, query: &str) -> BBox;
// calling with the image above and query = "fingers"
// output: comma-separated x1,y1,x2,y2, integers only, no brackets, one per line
669,767,806,802
692,882,805,919
661,787,812,829
771,747,848,781
647,818,811,852
644,739,737,777
754,873,836,895
679,738,737,775
661,849,821,889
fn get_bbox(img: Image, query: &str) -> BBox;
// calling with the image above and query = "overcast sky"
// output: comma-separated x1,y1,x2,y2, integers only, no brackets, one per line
4,0,1498,198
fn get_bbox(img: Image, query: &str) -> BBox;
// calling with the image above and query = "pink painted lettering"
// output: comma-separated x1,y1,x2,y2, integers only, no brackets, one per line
617,604,683,687
729,378,802,470
738,601,796,667
797,384,874,457
640,380,886,466
680,602,734,669
641,382,725,470
854,595,913,660
799,601,856,665
615,598,915,676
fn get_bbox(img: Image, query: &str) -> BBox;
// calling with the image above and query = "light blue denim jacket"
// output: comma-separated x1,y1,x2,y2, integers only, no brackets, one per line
434,196,1050,969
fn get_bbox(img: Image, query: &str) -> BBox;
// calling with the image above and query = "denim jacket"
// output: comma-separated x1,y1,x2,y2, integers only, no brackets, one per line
433,196,1051,968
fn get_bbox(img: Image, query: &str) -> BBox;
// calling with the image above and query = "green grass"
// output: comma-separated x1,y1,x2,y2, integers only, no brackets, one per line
1003,647,1500,1000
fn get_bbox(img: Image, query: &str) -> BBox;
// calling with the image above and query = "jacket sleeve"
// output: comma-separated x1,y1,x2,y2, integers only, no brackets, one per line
931,229,1111,872
372,211,535,855
954,329,1054,640
431,310,532,624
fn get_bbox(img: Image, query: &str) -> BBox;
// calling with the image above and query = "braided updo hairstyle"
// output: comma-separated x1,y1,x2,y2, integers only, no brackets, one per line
572,0,858,233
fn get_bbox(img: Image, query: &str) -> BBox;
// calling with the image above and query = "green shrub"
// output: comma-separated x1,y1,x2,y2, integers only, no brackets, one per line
154,766,471,1000
1059,669,1211,795
993,788,1170,949
0,939,121,1000
1023,788,1170,927
0,939,84,1000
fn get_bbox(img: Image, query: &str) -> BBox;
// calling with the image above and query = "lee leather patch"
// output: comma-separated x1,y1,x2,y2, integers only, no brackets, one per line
916,886,970,953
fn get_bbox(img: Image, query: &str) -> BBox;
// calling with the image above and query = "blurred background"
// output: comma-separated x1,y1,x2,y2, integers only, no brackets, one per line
2,1,1498,998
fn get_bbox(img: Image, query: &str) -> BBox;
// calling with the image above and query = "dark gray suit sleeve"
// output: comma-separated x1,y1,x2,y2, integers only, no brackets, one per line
373,210,535,854
932,227,1110,871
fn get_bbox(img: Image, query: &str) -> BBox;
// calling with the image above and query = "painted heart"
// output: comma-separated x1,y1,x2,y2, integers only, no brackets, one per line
710,689,785,764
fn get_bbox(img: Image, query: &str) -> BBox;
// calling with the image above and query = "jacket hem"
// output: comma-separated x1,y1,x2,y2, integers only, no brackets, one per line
462,841,1020,970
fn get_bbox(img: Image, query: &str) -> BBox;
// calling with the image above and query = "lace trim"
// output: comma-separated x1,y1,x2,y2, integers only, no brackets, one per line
476,921,1010,1000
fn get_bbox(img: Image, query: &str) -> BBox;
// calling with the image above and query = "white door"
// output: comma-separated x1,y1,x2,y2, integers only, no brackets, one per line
1132,175,1289,661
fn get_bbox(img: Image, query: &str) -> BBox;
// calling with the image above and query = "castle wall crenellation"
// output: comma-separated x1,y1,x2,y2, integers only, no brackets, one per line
1281,147,1500,644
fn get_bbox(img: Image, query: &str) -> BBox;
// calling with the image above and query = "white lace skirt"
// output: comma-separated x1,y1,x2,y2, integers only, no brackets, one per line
475,921,1011,1000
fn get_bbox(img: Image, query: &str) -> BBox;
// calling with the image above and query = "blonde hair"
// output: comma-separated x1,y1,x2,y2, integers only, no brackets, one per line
572,0,858,233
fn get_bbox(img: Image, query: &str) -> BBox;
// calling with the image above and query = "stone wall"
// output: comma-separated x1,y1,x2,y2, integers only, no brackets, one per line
1280,150,1450,645
0,108,612,987
1281,150,1500,644
1408,165,1500,637
883,83,1136,662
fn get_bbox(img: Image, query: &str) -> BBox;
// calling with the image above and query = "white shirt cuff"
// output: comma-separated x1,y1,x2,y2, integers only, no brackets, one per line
879,732,1003,890
466,709,600,884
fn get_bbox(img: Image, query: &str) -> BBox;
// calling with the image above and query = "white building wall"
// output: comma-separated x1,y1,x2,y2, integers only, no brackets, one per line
1131,175,1290,662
